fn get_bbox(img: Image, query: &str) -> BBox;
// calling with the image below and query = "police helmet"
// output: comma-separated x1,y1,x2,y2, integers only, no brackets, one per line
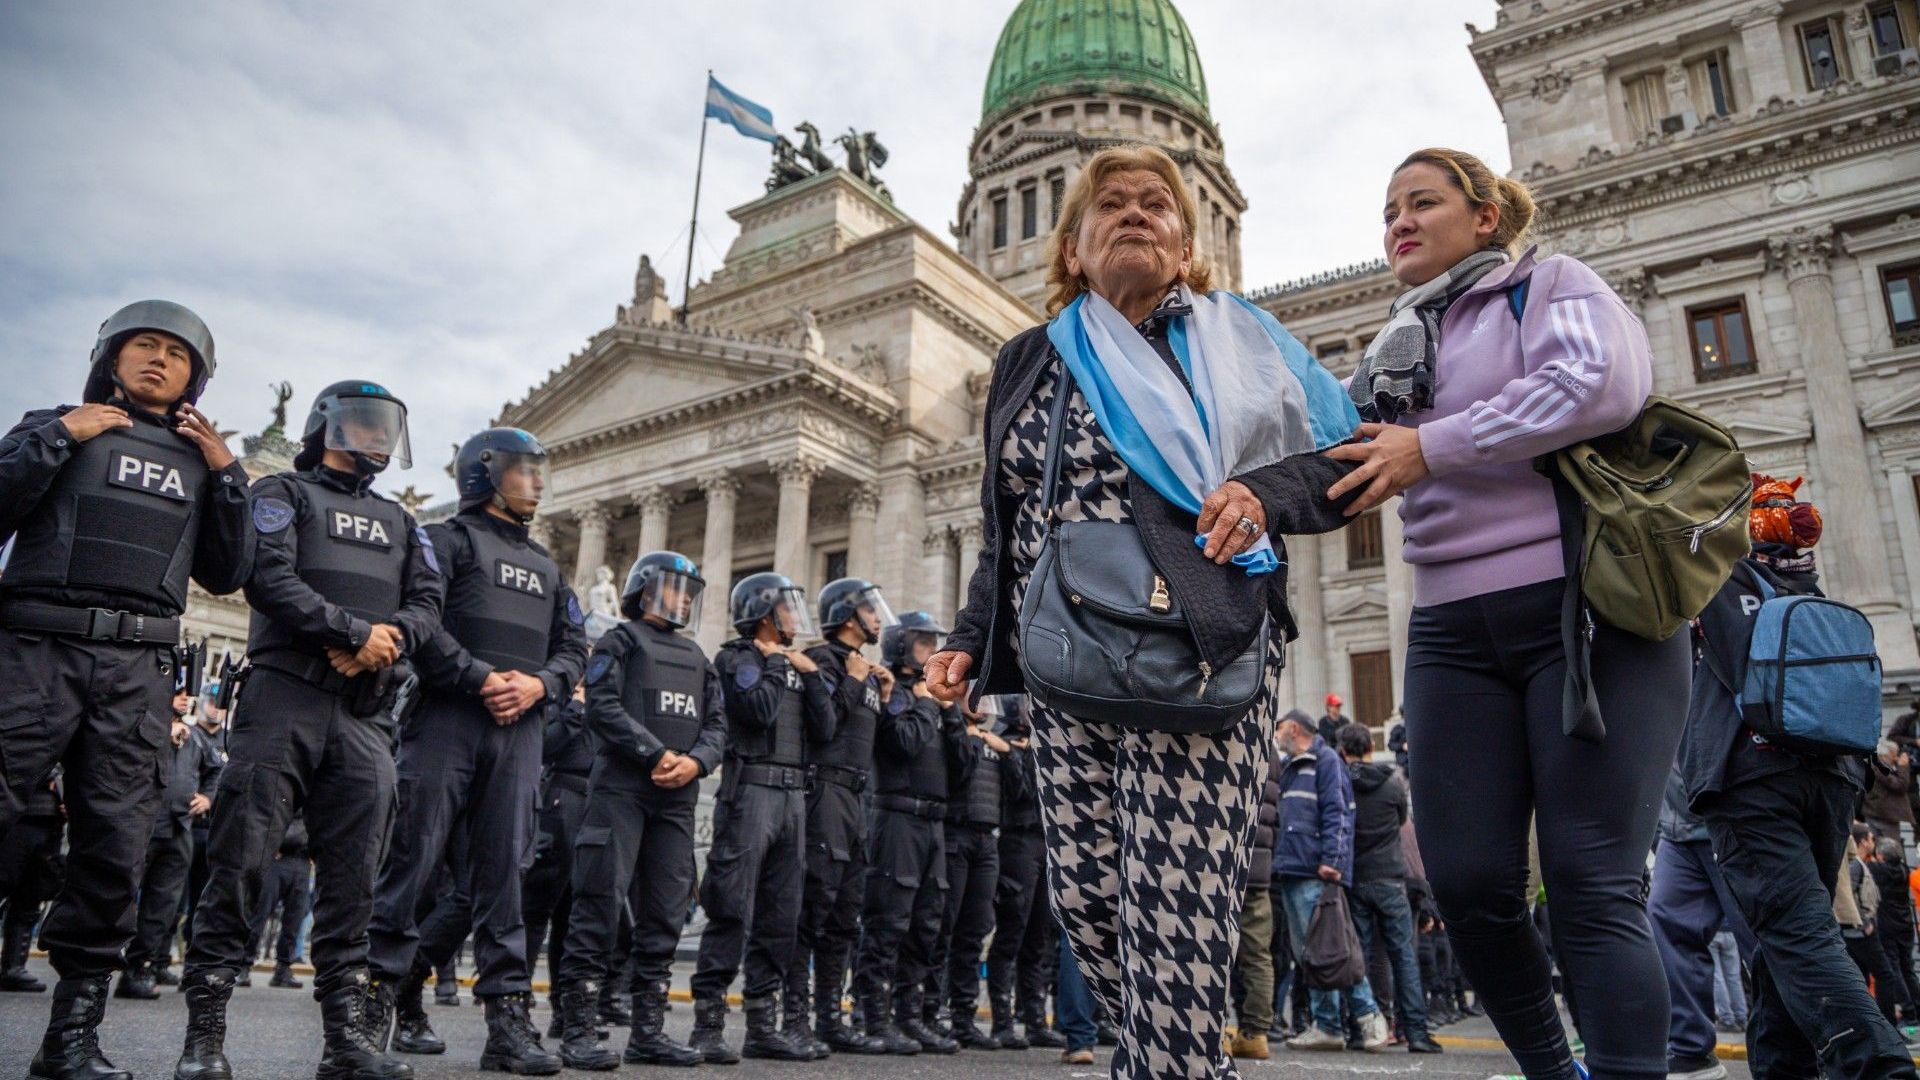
623,550,706,635
730,572,812,644
294,380,413,473
455,427,548,522
86,300,217,407
881,610,950,672
816,577,899,643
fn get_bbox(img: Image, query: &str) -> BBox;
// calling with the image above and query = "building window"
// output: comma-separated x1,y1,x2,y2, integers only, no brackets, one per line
991,193,1008,249
1687,49,1736,116
1316,341,1350,361
1349,651,1393,729
1347,509,1383,570
1870,2,1917,55
1049,175,1066,224
1688,299,1759,381
1799,17,1850,89
823,550,848,584
1623,71,1668,137
1885,262,1920,346
1020,184,1038,240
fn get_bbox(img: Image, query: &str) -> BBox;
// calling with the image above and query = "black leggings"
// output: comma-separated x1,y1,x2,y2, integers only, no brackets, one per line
1405,579,1689,1080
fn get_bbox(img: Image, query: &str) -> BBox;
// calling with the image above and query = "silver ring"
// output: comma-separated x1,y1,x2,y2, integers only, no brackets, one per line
1237,516,1259,537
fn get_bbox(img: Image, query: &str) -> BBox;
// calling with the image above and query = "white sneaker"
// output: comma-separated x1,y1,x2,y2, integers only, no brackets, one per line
1284,1027,1345,1051
1356,1011,1389,1051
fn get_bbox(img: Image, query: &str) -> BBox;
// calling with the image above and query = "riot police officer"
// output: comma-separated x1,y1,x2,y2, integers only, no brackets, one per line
366,427,585,1076
850,612,977,1056
784,578,899,1057
122,696,224,999
553,551,726,1071
687,572,833,1064
176,380,442,1080
0,300,252,1080
984,696,1057,1050
933,699,1018,1048
524,682,593,1041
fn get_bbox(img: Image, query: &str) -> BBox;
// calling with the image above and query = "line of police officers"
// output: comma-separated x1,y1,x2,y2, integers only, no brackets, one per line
0,300,1067,1080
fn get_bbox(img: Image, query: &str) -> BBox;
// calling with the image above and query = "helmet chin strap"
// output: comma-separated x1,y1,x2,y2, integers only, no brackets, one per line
350,452,389,478
491,491,537,526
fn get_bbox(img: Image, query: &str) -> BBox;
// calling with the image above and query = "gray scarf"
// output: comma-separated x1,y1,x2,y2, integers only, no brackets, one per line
1349,250,1509,423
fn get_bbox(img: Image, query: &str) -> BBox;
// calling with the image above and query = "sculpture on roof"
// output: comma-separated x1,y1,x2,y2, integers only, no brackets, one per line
837,129,891,201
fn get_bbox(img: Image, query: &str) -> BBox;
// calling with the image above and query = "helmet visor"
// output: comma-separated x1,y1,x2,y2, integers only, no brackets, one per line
850,586,899,639
773,587,814,640
638,571,705,636
324,397,412,469
486,451,548,508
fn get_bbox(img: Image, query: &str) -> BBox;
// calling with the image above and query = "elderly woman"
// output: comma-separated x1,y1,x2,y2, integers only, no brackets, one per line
925,145,1363,1079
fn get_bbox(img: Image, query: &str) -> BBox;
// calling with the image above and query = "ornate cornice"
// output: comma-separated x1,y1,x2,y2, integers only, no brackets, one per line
1466,0,1699,92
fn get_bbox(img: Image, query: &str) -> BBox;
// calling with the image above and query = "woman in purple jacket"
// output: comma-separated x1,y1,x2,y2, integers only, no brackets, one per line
1326,148,1688,1080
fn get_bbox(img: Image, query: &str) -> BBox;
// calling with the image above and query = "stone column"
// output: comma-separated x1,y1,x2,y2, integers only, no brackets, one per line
1886,462,1920,618
770,454,823,585
1381,498,1414,706
1737,4,1793,103
876,466,929,610
1771,228,1919,669
954,523,984,621
571,502,611,593
845,484,881,582
1287,532,1328,710
696,472,739,654
923,528,957,627
634,486,675,556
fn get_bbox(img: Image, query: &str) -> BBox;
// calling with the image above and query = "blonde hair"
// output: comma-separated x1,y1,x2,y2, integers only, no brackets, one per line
1396,148,1537,255
1044,144,1213,316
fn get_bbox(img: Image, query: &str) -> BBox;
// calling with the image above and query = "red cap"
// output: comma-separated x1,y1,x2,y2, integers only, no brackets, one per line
1326,693,1343,707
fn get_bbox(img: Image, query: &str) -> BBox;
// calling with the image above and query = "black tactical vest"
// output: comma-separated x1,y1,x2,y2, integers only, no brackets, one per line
441,515,557,673
805,645,880,774
248,473,408,654
4,415,209,613
620,622,708,753
732,656,806,768
951,742,1002,827
875,687,951,800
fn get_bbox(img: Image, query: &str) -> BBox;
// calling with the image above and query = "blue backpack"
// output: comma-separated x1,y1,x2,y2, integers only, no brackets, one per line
1737,569,1882,755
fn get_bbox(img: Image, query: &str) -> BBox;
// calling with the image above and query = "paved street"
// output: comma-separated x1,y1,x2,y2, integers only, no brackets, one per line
0,957,1755,1080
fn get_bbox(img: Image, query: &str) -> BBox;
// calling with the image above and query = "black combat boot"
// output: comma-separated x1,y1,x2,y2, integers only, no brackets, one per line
360,972,399,1052
741,994,812,1060
988,988,1027,1049
317,970,413,1080
113,966,158,1000
173,969,236,1080
595,981,631,1027
817,993,886,1054
480,993,561,1075
271,961,303,989
857,987,921,1055
688,996,740,1065
2,920,47,993
30,976,129,1080
781,986,829,1059
897,995,959,1056
1022,1007,1066,1049
556,981,619,1071
623,981,703,1067
153,962,180,988
390,960,445,1055
953,1012,1001,1050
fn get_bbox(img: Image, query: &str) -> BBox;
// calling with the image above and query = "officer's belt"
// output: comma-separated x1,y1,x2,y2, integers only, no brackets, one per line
248,650,356,694
809,764,867,794
1,601,179,645
873,793,948,819
733,762,808,790
544,772,591,795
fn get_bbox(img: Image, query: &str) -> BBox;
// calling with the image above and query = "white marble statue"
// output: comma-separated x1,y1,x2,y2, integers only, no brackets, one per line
586,565,621,618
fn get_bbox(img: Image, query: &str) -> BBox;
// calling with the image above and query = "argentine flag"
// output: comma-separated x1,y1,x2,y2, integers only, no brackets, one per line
705,76,778,143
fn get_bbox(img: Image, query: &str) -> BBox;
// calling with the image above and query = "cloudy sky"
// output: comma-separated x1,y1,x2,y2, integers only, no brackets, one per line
0,1,1505,498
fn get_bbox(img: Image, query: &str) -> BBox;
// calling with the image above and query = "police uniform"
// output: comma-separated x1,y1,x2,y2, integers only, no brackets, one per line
368,507,586,1006
785,638,886,1045
179,462,440,1079
522,695,595,985
0,770,66,993
851,680,977,1050
688,639,833,1046
984,733,1052,1044
930,728,1010,1042
553,618,726,1068
124,722,225,989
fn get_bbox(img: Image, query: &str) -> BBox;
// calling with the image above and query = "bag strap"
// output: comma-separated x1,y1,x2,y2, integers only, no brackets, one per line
1038,361,1077,525
1548,470,1606,744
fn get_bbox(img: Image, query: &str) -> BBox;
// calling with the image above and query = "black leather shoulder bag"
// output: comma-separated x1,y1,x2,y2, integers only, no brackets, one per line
1014,362,1269,734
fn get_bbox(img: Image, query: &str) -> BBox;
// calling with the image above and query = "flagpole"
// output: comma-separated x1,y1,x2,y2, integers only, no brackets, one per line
680,70,712,326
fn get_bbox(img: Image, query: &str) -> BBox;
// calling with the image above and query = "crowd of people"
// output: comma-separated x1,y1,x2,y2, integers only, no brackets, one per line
0,138,1914,1080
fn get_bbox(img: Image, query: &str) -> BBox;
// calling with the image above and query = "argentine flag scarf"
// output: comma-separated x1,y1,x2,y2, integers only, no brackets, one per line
1045,284,1360,576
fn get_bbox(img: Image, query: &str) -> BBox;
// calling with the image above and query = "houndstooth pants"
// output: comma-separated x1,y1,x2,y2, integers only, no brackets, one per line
1030,673,1275,1080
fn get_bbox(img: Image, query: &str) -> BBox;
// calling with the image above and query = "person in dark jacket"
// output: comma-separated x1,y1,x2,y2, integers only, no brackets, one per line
1272,715,1386,1050
1679,477,1916,1079
121,698,225,999
1870,837,1920,1026
982,697,1057,1050
1230,716,1285,1060
1337,723,1439,1053
1864,741,1915,844
246,818,312,989
1316,695,1347,748
1649,763,1753,1080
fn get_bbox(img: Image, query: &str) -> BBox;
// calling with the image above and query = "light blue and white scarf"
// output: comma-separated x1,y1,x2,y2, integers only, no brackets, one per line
1046,283,1360,576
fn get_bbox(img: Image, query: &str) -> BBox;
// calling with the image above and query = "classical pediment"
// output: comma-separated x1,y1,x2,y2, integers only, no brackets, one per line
1322,590,1389,624
1863,382,1920,431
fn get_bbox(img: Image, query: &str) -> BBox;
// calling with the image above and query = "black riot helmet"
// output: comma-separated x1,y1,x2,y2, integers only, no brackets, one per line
454,427,548,524
294,380,413,475
623,550,706,635
729,571,813,645
816,577,899,644
881,610,949,674
86,300,217,408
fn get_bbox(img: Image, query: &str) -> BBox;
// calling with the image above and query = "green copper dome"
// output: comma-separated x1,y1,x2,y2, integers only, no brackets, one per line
981,0,1210,126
